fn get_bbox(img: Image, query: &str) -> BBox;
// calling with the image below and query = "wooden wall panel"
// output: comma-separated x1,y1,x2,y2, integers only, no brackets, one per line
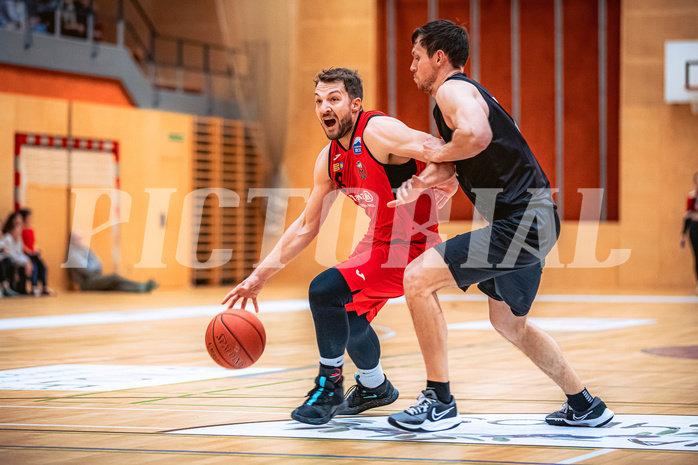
0,93,193,290
71,103,193,289
271,0,378,287
0,94,69,217
618,0,698,291
0,95,71,292
0,64,134,107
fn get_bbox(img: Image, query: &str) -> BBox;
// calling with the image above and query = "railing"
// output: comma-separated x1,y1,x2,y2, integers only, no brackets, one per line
17,0,259,113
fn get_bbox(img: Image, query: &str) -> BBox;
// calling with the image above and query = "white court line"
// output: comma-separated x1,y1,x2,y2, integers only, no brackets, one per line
0,405,290,415
0,294,695,331
0,300,309,331
449,317,655,332
557,448,615,464
0,423,166,429
0,365,284,392
532,294,698,304
396,294,698,304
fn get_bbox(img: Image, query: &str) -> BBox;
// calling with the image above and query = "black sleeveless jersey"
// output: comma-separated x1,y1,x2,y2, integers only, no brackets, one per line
433,73,554,220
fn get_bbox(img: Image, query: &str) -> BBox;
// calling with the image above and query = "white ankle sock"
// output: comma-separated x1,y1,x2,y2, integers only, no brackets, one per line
319,355,344,368
358,363,385,389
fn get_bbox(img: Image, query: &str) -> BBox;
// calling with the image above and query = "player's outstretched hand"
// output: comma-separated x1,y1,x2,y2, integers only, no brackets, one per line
387,175,428,208
433,173,459,209
221,275,265,313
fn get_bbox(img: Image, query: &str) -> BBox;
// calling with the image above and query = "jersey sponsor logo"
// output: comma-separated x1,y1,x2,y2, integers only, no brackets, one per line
356,160,367,180
353,137,362,154
356,270,365,280
333,162,344,172
333,152,342,161
347,190,374,204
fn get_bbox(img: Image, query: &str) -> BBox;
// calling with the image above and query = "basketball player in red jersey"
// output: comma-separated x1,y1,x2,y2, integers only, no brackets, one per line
222,68,458,425
681,171,698,293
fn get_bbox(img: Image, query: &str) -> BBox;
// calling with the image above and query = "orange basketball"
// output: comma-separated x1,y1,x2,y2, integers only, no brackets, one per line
205,309,266,369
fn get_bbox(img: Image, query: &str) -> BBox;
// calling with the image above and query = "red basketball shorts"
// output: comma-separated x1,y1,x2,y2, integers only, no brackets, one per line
335,237,440,322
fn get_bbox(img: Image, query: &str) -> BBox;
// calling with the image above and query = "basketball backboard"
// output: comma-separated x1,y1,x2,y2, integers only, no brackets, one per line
665,41,698,113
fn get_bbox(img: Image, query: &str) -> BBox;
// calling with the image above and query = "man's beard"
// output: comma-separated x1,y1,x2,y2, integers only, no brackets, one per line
416,71,437,94
325,112,354,141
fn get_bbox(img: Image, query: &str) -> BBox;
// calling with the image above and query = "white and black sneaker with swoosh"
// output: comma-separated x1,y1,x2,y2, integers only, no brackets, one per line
388,389,461,432
545,397,614,427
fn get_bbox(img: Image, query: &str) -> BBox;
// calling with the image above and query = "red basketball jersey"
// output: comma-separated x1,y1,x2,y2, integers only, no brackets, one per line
328,110,440,245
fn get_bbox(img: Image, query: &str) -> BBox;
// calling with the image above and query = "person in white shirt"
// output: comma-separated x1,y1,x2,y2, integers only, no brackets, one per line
1,212,31,295
65,232,158,293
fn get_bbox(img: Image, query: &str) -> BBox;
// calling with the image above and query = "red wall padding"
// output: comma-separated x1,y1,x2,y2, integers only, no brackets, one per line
520,0,556,193
563,0,600,220
376,0,620,221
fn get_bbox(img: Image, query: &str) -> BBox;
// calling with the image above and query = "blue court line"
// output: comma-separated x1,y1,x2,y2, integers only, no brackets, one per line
1,294,695,331
0,444,563,464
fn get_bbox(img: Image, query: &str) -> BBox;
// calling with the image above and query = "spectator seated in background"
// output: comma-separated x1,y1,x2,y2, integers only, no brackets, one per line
66,232,158,293
18,208,53,297
1,212,31,295
0,228,19,298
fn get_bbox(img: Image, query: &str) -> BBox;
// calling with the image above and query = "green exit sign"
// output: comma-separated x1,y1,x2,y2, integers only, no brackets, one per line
169,133,184,142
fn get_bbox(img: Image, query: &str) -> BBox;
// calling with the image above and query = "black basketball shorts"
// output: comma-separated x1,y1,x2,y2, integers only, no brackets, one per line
433,205,560,316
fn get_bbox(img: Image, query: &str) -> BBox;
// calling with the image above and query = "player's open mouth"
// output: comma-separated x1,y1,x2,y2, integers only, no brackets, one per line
324,118,337,128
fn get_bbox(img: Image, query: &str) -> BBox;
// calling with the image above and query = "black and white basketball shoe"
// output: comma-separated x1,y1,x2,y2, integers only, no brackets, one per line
388,389,461,432
545,397,614,427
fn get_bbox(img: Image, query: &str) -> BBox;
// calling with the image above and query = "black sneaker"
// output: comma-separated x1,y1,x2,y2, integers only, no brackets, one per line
339,373,399,415
545,397,614,427
291,367,346,425
388,389,460,432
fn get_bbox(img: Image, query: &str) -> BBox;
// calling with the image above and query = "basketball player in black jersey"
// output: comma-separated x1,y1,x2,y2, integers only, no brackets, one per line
386,20,614,432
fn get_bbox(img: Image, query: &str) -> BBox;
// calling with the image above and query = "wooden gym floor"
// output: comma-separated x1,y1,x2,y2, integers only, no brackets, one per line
0,285,696,464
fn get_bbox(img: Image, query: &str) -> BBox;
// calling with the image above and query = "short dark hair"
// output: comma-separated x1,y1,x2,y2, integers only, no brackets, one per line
314,68,363,101
412,20,469,69
18,208,32,220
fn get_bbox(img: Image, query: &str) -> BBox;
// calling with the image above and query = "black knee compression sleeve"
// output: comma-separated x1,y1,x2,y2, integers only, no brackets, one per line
308,268,353,359
346,311,381,370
